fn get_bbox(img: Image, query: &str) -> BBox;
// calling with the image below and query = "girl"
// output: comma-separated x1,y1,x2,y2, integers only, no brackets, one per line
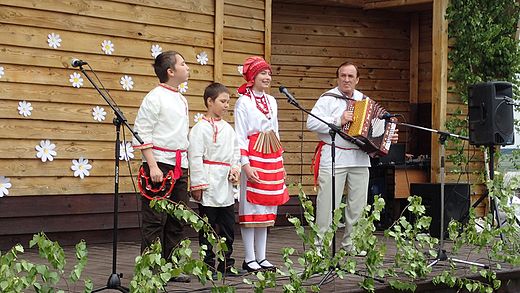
234,56,289,272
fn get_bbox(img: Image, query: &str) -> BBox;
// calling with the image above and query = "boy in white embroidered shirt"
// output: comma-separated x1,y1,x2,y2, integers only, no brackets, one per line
188,82,241,275
132,50,191,283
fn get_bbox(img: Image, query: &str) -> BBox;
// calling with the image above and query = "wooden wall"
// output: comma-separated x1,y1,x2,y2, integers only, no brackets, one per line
0,0,271,249
270,1,412,196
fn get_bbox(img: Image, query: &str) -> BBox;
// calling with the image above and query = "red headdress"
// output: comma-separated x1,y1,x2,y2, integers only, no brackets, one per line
237,56,272,94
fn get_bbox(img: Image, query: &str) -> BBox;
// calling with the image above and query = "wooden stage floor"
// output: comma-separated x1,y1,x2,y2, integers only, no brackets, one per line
20,226,520,292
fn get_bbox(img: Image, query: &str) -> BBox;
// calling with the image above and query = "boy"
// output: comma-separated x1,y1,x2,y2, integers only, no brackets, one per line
188,82,241,275
132,50,191,283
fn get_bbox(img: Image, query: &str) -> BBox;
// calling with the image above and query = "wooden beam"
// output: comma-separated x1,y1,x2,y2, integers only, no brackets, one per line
264,0,272,63
430,0,448,183
409,14,419,105
214,0,224,82
365,0,432,9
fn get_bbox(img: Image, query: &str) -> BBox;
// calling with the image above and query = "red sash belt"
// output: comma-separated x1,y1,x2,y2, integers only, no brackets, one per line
152,146,186,180
311,141,359,188
203,159,231,166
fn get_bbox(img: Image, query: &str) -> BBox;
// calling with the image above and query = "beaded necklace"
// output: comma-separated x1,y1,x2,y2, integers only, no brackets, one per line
251,89,272,120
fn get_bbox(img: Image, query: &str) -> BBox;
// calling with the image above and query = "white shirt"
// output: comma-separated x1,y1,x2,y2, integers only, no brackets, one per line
234,90,280,166
132,85,189,168
188,118,240,207
307,87,370,168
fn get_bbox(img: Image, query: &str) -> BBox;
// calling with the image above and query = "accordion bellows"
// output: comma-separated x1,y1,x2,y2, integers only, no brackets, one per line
343,97,396,157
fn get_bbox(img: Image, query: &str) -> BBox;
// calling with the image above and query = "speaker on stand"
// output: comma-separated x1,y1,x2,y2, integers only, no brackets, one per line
468,81,515,146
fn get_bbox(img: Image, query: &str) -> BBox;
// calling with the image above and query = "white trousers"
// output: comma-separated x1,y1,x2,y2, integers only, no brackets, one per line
315,166,369,249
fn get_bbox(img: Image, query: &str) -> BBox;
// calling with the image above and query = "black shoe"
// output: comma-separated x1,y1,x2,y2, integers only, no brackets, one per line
169,273,191,283
242,260,260,273
257,259,276,271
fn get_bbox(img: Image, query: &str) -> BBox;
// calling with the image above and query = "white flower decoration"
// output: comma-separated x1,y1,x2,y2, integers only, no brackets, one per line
92,106,106,122
120,75,134,91
35,139,57,162
47,33,62,49
196,51,209,65
0,66,4,78
151,44,163,58
18,101,33,117
178,81,188,93
119,142,135,161
0,176,12,197
193,113,204,123
101,40,115,55
237,65,244,75
71,157,92,179
69,72,84,88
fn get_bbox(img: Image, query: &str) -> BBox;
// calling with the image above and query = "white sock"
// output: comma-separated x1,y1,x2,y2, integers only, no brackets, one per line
241,227,261,269
254,227,273,267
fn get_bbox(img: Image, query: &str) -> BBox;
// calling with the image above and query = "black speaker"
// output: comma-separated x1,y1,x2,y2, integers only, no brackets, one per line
468,81,515,146
409,183,470,238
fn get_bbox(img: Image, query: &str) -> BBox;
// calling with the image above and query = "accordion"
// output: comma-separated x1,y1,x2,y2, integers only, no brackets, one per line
343,97,396,157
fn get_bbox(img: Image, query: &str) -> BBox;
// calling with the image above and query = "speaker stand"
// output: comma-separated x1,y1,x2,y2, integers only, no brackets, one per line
427,134,488,268
396,123,488,269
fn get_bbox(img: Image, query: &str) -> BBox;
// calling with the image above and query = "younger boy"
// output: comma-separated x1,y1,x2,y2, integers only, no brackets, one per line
188,82,240,274
132,50,191,283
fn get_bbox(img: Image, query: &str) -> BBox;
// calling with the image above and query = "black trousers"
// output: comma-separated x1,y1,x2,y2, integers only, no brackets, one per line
198,204,235,272
140,162,188,259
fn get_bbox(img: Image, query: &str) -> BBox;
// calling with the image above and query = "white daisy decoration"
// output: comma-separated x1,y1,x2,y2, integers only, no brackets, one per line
92,106,106,122
178,81,188,93
196,51,209,65
101,40,115,55
0,176,12,197
237,65,244,75
18,100,33,117
0,66,4,78
119,142,135,161
69,72,84,88
47,33,62,49
71,157,92,179
35,139,57,162
120,75,134,91
193,113,204,123
151,44,163,58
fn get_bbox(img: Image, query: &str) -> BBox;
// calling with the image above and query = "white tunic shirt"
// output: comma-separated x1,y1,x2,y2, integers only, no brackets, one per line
234,90,280,166
307,87,371,168
188,118,240,207
132,85,189,168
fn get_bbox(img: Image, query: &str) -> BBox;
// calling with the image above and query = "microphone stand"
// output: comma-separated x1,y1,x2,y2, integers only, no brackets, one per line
280,90,369,286
78,64,143,293
395,122,488,269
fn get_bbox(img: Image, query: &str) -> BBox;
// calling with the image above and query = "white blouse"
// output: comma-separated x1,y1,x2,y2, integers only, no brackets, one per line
234,90,280,166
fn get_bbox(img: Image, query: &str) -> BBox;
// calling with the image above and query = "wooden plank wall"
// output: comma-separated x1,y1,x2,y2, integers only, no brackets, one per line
270,1,411,196
0,0,270,249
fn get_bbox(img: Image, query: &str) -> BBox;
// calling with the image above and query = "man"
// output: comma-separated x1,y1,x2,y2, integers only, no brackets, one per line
307,61,398,252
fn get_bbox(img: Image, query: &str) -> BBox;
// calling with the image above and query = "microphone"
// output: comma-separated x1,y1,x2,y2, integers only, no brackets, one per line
71,58,88,67
379,113,399,119
279,86,297,104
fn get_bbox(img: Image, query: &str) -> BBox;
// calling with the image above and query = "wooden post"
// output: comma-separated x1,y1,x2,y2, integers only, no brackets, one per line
431,0,448,183
409,14,419,154
214,0,224,82
264,0,272,62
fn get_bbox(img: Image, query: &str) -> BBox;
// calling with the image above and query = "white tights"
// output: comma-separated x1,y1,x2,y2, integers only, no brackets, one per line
241,226,273,268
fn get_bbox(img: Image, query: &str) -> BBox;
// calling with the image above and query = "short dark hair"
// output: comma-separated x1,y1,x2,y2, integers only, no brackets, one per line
203,82,229,108
336,61,359,78
153,50,184,83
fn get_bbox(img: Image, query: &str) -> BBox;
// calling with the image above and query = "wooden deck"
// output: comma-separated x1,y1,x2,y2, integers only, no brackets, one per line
18,226,520,292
